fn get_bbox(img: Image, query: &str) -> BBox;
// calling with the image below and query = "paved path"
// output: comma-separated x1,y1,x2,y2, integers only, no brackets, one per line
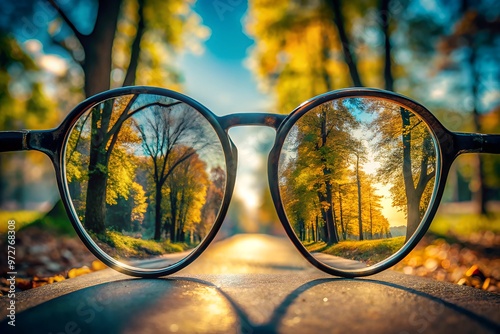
1,234,499,333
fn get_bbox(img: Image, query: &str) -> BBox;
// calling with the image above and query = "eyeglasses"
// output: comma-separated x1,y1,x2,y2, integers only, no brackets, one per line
2,86,499,278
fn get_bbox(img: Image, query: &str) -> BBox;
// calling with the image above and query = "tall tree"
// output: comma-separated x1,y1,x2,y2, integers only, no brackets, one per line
280,99,359,244
135,104,208,240
84,96,138,232
65,95,171,233
351,140,367,240
163,150,208,243
370,100,436,239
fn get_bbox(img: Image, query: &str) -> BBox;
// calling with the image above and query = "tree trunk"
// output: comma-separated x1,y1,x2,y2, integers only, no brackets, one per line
338,188,346,240
169,191,177,243
48,0,123,232
154,183,163,240
379,0,393,91
401,108,420,240
330,0,363,87
84,150,107,234
320,25,333,91
405,191,421,240
319,181,339,245
81,0,122,97
299,217,305,241
323,218,328,242
316,110,339,244
355,154,363,241
84,100,113,233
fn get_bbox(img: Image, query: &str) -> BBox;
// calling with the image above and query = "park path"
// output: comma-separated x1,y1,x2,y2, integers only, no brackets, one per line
1,233,499,333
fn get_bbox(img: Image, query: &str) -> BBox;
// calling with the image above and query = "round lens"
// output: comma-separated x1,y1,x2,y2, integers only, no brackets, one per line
64,93,226,271
278,97,438,271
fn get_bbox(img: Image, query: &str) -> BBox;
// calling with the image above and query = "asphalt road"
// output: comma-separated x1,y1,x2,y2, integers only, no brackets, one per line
1,233,499,333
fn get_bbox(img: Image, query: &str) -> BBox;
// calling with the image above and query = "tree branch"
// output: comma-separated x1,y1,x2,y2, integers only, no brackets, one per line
163,148,197,181
105,95,139,162
50,37,82,65
66,111,92,165
122,0,145,87
106,100,182,164
48,0,87,46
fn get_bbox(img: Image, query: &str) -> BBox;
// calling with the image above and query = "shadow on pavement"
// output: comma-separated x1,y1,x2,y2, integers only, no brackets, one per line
1,275,499,333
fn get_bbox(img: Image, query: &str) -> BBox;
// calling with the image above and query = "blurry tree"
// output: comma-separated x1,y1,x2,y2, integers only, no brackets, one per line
48,0,207,95
247,0,401,232
246,0,411,111
246,0,357,113
328,0,363,87
0,32,58,207
435,0,500,214
481,107,500,195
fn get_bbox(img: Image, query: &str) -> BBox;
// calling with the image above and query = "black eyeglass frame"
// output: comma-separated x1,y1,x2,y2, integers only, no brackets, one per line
1,86,499,278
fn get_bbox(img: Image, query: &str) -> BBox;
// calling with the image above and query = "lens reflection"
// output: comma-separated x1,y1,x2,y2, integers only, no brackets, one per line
279,97,437,270
65,93,226,270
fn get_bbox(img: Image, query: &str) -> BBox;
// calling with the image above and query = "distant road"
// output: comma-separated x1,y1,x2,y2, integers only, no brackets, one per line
1,234,499,333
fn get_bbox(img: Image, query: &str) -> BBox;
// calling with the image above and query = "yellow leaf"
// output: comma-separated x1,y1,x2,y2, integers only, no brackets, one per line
91,260,108,271
68,266,92,278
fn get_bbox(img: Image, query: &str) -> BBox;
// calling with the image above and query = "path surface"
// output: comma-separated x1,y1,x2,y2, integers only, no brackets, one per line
1,234,499,333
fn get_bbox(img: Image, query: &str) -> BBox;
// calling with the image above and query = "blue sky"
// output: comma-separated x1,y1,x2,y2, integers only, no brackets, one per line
180,1,271,115
195,1,253,61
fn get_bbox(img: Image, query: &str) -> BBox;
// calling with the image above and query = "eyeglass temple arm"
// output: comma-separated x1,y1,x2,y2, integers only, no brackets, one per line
0,131,29,152
0,129,58,160
454,132,500,155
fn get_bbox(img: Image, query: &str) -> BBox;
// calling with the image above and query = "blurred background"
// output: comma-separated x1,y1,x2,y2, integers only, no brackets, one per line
0,0,499,291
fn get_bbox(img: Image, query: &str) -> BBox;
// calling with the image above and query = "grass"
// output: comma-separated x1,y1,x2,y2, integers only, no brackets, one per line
0,200,75,236
93,230,190,259
302,212,500,267
306,236,406,265
0,211,43,233
429,212,500,237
